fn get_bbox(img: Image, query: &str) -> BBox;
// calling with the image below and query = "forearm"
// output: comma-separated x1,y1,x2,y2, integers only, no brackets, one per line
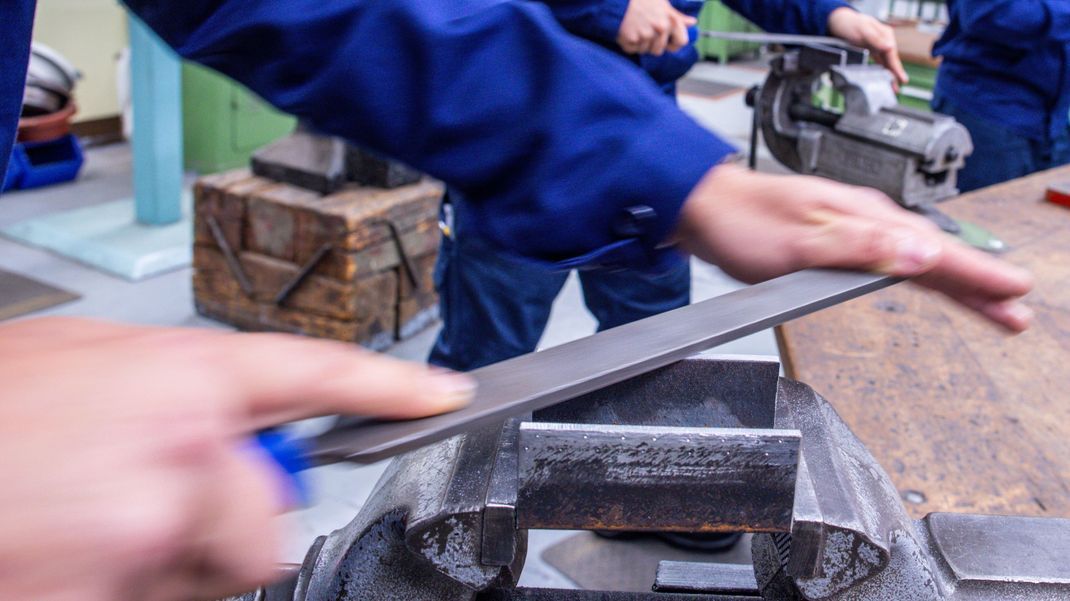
124,0,734,266
720,0,850,36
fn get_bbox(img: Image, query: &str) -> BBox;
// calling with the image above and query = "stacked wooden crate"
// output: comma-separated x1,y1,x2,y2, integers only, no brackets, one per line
192,169,443,350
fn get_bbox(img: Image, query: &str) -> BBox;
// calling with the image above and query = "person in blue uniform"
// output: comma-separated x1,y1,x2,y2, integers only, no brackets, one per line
428,0,911,373
0,1,1035,600
932,0,1070,191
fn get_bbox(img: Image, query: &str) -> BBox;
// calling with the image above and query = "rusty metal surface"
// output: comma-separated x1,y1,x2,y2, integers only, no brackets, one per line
752,379,1070,601
516,423,800,533
223,357,1070,601
311,270,896,465
482,418,522,567
296,424,525,601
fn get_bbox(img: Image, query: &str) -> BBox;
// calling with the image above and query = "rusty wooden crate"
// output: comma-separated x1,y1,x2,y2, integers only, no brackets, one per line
192,169,443,350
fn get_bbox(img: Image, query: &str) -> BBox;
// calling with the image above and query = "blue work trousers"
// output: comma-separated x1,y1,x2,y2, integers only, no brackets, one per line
427,195,690,372
933,96,1070,193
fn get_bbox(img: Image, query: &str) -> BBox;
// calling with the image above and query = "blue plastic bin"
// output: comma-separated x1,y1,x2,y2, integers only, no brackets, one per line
1,134,83,192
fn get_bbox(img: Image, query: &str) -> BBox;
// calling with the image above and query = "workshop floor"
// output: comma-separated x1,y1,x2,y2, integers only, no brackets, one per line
0,60,783,590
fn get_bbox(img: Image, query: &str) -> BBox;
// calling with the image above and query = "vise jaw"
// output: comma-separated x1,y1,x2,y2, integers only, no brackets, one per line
228,357,1070,601
751,45,973,213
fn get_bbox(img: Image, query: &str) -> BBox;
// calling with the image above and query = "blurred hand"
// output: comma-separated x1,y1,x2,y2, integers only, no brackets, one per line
617,0,696,56
0,318,473,601
827,7,909,86
675,164,1034,332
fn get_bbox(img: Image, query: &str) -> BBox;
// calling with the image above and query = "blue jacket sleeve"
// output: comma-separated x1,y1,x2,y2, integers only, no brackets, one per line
956,0,1070,44
123,0,736,268
0,1,34,187
721,0,850,35
540,0,630,45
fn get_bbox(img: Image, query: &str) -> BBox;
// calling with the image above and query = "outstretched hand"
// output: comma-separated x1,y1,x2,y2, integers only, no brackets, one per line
0,318,474,601
675,164,1033,332
828,7,909,86
617,0,696,56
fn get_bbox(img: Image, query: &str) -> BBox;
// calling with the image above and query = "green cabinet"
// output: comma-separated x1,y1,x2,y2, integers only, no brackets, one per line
898,62,938,112
181,63,296,174
695,1,762,63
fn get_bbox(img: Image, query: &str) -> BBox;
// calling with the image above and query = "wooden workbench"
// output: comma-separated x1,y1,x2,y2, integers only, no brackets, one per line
778,165,1070,519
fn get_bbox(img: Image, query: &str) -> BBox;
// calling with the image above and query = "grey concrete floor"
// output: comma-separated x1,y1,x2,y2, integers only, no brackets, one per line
0,61,784,590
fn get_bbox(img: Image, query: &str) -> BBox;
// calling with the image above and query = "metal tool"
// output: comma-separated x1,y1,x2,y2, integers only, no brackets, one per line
263,268,896,469
232,356,1070,601
745,44,1004,252
699,30,856,49
750,45,971,213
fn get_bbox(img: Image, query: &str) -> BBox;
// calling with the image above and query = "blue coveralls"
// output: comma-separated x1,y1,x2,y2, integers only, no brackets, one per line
2,0,839,363
429,0,850,371
932,0,1070,192
3,0,739,271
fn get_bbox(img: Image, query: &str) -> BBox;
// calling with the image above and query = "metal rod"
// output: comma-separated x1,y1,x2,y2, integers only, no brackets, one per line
698,31,855,49
274,242,332,306
311,269,899,464
206,214,255,297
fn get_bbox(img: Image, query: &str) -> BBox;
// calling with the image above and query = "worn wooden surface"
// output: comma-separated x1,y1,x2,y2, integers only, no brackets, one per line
778,165,1070,519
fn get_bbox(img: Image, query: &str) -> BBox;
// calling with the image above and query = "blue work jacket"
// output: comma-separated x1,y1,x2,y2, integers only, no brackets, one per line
2,0,843,270
933,0,1070,142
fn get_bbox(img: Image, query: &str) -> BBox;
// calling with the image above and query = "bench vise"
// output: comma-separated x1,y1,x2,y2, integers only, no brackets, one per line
228,356,1070,601
748,45,972,232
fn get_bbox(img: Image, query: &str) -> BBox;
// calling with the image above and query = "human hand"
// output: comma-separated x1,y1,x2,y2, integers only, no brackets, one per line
827,7,908,86
674,164,1034,332
617,0,696,56
0,318,473,601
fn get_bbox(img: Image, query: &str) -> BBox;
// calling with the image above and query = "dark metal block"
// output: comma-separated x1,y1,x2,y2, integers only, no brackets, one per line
251,129,346,195
516,422,800,533
654,561,760,595
345,145,422,189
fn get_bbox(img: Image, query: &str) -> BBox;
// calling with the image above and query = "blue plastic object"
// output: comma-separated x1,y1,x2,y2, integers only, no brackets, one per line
255,428,312,506
2,135,84,192
2,147,25,192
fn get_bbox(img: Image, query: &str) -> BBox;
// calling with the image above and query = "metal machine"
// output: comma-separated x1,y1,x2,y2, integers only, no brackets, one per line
747,44,976,237
230,356,1070,601
218,269,1070,601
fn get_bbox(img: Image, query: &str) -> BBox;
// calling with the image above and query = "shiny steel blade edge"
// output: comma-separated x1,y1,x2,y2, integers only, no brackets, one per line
312,268,898,464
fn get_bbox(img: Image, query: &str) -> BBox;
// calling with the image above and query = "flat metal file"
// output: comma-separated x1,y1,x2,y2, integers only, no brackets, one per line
309,268,897,465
